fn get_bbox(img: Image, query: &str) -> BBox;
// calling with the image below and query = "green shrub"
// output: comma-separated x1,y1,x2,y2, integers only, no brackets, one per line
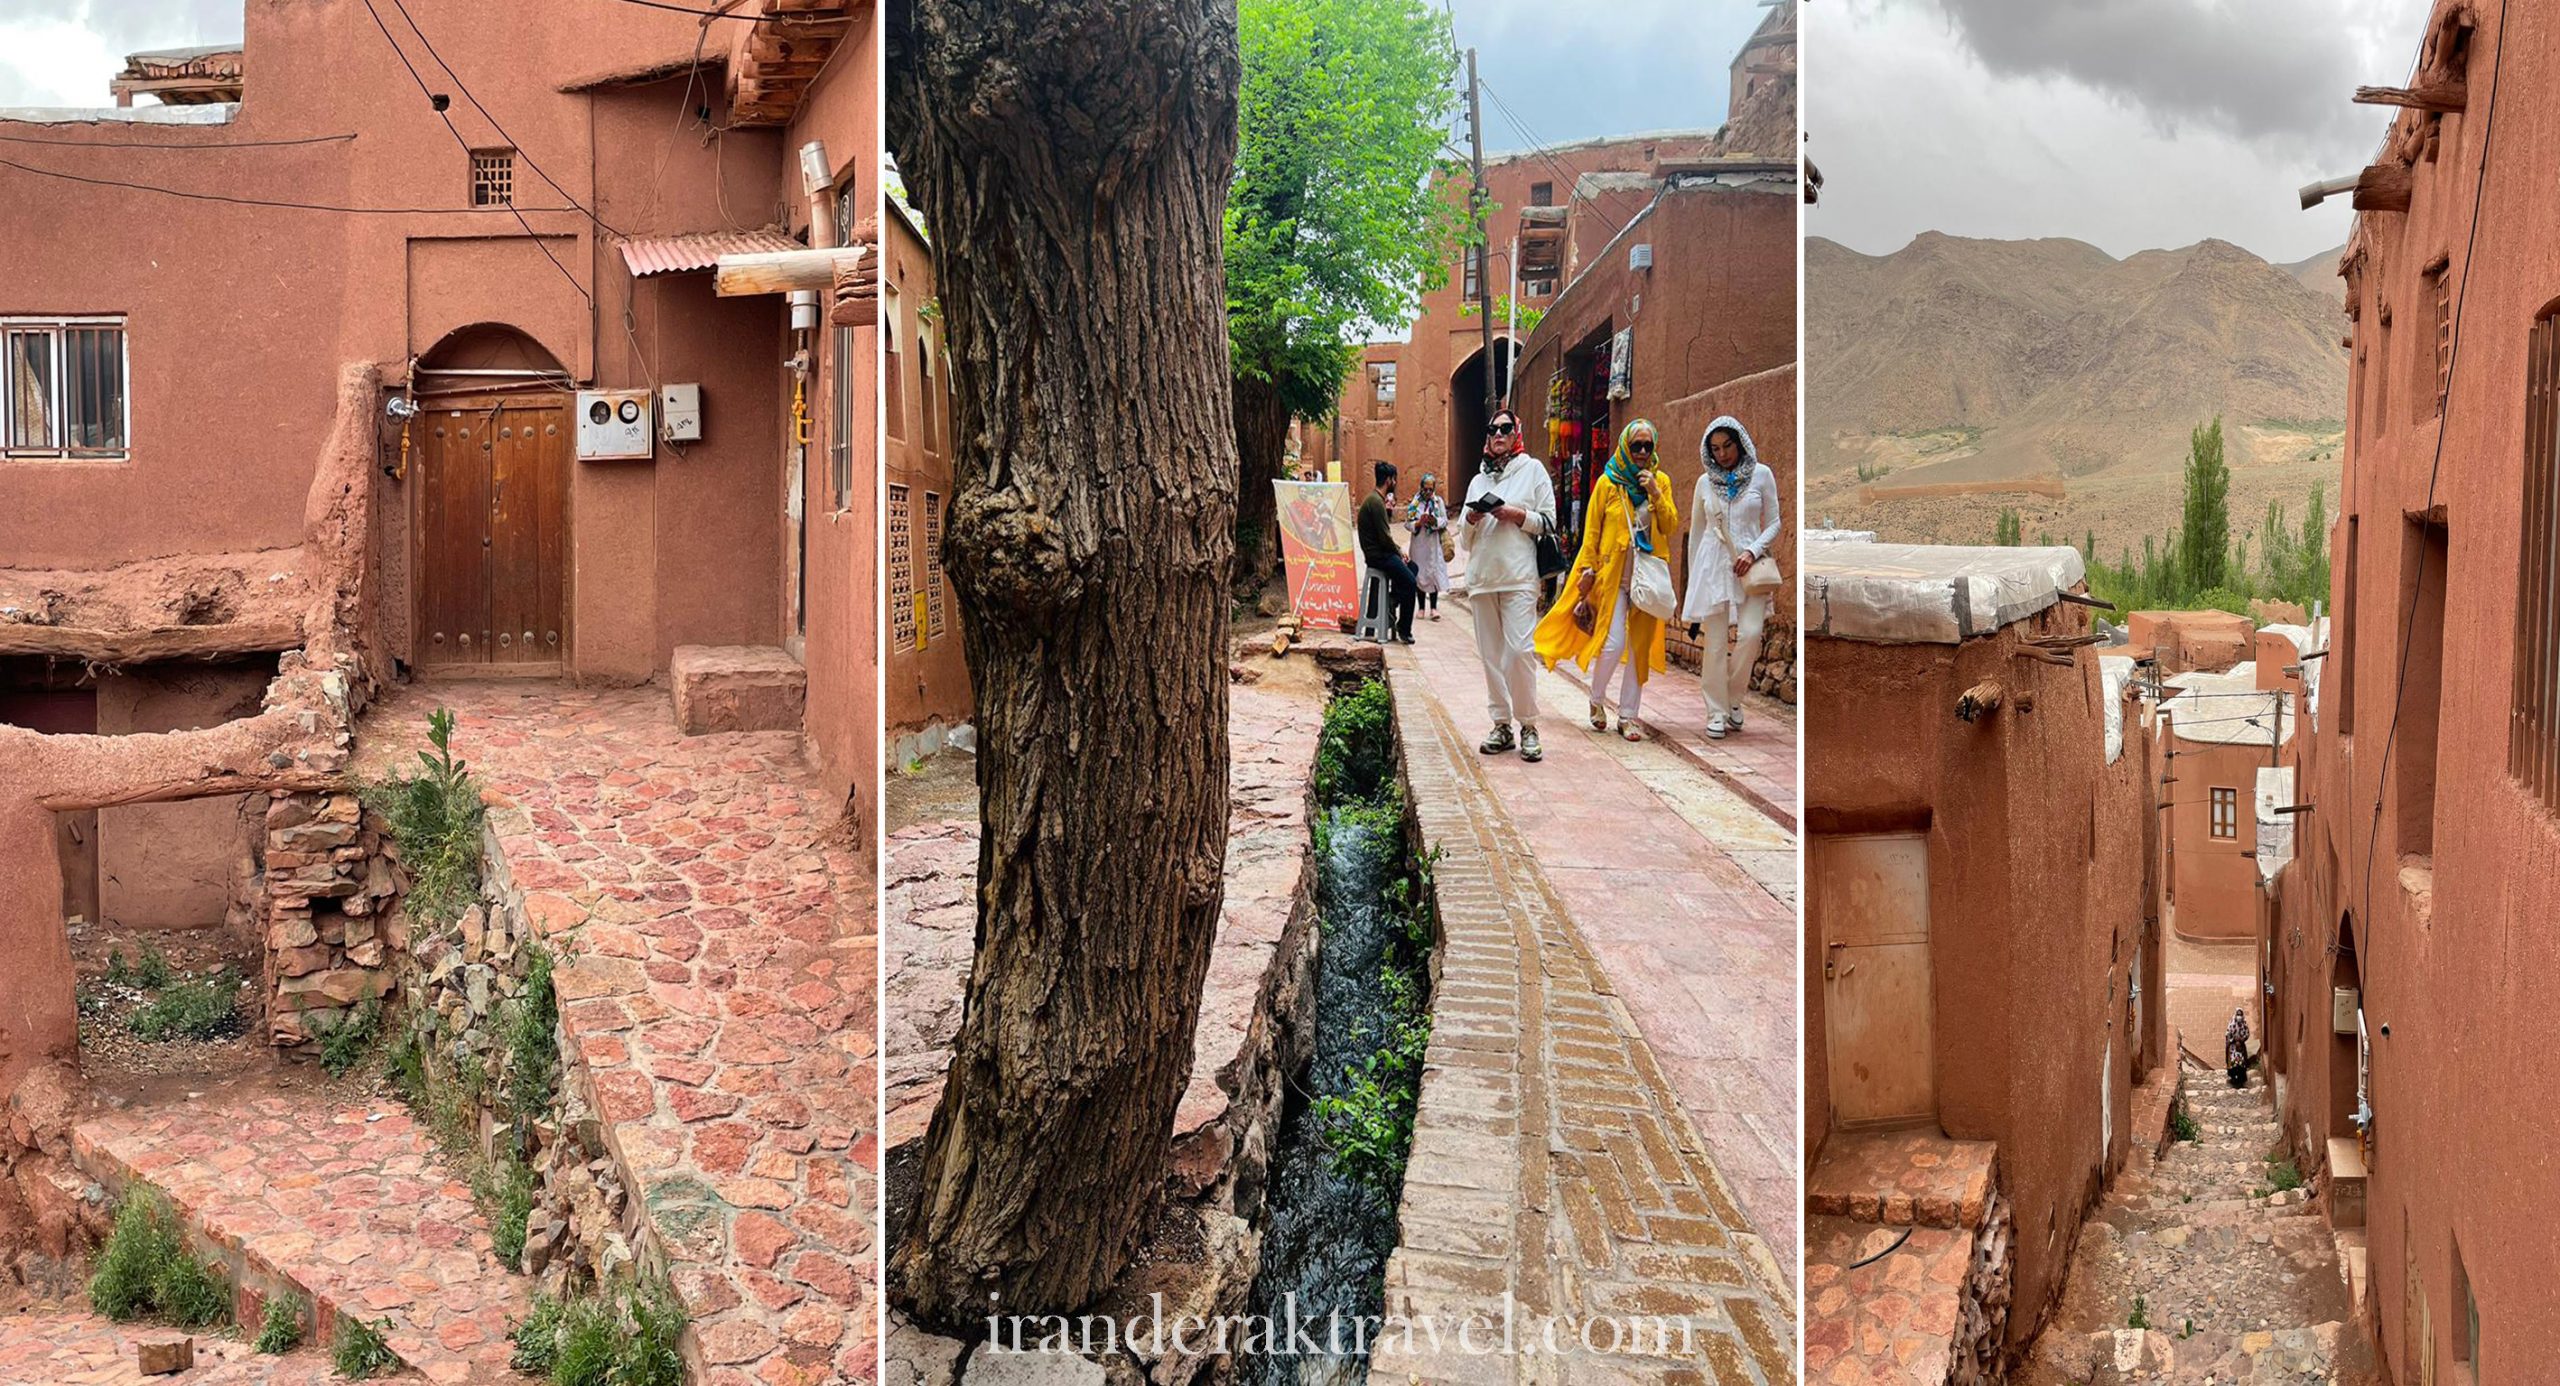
254,1293,307,1353
332,1315,400,1379
2265,1154,2305,1194
617,1275,687,1386
2169,1104,2200,1143
480,1154,537,1269
1314,679,1396,806
549,1295,620,1386
509,1276,687,1386
127,971,245,1042
509,1294,567,1375
88,1193,230,1328
2128,1294,2150,1330
104,945,176,992
362,707,485,929
503,945,560,1125
317,1000,381,1077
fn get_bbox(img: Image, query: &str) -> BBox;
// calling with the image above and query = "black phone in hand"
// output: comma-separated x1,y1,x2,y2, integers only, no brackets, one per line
1465,493,1504,514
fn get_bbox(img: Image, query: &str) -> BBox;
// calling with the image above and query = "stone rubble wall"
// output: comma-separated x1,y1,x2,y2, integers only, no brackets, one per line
392,819,650,1301
1750,621,1799,704
1953,1186,2014,1386
261,788,401,1049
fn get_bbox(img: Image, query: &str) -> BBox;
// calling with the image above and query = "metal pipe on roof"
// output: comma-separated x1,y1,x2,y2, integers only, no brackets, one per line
2299,174,2359,210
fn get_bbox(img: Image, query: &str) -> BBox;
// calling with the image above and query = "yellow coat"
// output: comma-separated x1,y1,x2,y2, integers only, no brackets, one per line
1534,473,1681,680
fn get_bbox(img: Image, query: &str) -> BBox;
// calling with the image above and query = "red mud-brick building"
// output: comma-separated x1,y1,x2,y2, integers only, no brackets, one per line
0,0,879,1316
2152,661,2297,943
879,186,969,763
2262,1,2560,1377
1802,540,2166,1381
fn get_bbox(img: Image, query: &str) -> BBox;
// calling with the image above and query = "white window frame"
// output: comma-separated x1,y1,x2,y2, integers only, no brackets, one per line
3,315,130,461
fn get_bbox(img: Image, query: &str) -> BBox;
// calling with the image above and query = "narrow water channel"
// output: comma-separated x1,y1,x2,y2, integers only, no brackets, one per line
1241,680,1434,1386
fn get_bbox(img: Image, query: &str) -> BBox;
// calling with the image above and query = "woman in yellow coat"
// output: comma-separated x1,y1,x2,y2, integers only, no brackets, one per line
1534,418,1680,740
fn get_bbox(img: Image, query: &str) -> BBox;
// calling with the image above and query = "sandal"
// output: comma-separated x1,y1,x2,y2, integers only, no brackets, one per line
1619,720,1647,742
1588,702,1608,731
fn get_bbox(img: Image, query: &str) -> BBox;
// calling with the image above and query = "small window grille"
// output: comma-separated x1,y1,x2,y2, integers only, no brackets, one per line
888,483,916,652
2428,262,2452,415
1530,180,1554,207
923,491,947,638
471,149,515,207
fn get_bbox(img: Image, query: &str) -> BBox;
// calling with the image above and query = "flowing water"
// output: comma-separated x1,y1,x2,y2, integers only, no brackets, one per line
1239,807,1428,1386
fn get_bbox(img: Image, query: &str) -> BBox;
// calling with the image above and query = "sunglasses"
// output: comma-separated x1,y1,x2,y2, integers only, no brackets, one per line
1628,441,1655,454
1488,421,1518,436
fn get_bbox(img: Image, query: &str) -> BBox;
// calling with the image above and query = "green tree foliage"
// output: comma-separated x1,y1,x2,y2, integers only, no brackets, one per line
1994,508,2022,546
2179,418,2232,595
1228,0,1463,577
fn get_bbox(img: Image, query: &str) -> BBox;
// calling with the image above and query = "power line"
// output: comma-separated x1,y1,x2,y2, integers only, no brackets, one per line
0,130,355,148
2359,0,2510,949
358,0,590,302
1477,79,1626,244
603,0,811,22
384,0,623,237
0,153,577,214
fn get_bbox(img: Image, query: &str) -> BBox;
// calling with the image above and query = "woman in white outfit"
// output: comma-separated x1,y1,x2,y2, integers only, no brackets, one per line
1682,415,1781,738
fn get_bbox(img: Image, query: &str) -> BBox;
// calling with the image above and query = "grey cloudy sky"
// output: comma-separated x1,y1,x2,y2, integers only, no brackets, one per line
1439,0,1772,153
1809,0,2433,263
0,0,240,107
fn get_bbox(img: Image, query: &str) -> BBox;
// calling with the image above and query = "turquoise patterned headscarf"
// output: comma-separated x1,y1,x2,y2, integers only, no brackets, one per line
1603,419,1659,553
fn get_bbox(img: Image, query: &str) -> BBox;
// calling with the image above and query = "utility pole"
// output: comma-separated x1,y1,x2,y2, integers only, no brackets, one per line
1467,47,1495,415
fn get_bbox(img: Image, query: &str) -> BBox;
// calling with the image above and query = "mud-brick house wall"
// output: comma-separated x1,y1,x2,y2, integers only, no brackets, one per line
2154,671,2291,945
2264,0,2560,1376
1804,543,2146,1358
879,194,970,761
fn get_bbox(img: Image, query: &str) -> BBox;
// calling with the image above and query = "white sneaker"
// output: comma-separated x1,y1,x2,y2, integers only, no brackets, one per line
1705,715,1730,740
1730,706,1746,731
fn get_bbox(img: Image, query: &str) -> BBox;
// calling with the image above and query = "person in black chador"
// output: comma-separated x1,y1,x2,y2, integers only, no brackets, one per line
2226,1007,2253,1088
1357,462,1417,644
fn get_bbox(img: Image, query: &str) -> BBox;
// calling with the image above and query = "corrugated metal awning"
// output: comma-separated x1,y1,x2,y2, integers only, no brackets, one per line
618,228,802,278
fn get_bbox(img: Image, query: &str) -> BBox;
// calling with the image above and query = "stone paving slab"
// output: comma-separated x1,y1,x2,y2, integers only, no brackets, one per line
1372,657,1794,1385
1414,598,1799,1283
1801,1214,1970,1386
73,1084,527,1383
356,682,876,1386
880,684,1322,1177
0,1308,369,1384
1804,1130,1995,1230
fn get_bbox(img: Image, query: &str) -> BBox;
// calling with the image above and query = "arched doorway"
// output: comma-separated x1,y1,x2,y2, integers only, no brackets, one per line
409,325,573,669
2330,914,2365,1147
1447,337,1520,482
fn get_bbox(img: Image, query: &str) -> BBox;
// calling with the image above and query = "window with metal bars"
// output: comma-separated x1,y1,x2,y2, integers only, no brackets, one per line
1462,245,1481,301
923,491,947,639
888,482,917,652
2512,307,2560,810
470,149,515,207
2210,787,2239,840
3,317,126,459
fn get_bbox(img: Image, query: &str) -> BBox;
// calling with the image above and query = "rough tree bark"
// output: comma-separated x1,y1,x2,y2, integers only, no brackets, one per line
1230,375,1291,598
886,0,1243,1326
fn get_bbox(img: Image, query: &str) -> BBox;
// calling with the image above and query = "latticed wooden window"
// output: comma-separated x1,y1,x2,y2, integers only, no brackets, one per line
923,491,947,639
888,482,917,652
2428,260,2453,416
2210,787,2239,840
471,149,515,206
2512,309,2560,809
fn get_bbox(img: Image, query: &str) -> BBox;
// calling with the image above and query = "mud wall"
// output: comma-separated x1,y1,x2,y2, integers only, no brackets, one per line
2161,733,2264,943
1805,612,2141,1355
94,663,274,931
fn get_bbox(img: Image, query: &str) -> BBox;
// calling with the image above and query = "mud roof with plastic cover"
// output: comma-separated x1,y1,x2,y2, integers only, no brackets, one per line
1806,538,2086,644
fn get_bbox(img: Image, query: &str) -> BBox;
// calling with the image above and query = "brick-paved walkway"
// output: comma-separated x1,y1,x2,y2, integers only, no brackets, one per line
881,684,1322,1175
0,1306,363,1384
73,1082,524,1383
1408,596,1799,1281
1372,657,1794,1385
358,682,876,1386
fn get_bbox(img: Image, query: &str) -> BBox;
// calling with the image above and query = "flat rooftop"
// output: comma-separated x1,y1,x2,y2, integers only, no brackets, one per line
1807,538,2085,644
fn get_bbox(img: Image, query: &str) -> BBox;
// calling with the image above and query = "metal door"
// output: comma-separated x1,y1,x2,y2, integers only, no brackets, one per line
417,398,568,665
1816,831,1936,1127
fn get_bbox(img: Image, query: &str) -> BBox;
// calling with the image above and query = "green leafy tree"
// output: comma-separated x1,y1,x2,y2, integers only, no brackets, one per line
2179,418,2232,595
1993,507,2022,546
1227,0,1463,591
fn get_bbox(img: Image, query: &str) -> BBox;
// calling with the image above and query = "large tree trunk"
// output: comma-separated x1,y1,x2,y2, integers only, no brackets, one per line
886,0,1243,1326
1230,374,1290,599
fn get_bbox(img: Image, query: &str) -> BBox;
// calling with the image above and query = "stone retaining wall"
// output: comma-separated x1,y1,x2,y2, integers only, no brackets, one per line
260,788,400,1049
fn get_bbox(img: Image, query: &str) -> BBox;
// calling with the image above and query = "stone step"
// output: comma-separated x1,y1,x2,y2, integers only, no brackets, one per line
72,1083,534,1384
2054,1321,2362,1384
0,1305,363,1382
670,643,806,735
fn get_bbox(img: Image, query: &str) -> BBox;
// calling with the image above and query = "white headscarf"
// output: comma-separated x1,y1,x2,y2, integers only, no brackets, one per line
1701,415,1759,501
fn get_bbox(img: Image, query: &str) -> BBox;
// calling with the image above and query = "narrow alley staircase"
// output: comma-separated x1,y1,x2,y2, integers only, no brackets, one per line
2023,1063,2376,1385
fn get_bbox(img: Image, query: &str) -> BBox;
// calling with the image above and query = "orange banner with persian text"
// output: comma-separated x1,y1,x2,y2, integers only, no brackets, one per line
1273,481,1360,628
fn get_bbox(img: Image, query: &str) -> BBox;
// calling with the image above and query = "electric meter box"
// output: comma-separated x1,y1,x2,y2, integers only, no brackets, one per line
576,389,654,460
660,383,702,442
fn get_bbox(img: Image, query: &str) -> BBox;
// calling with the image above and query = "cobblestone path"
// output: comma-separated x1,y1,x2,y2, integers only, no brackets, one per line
0,1304,361,1384
2022,1066,2375,1385
74,1080,525,1382
360,682,876,1385
1407,593,1800,1283
1372,655,1794,1385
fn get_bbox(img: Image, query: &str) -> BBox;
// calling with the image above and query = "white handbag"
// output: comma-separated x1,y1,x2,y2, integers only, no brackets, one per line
1713,483,1784,596
1626,484,1677,620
